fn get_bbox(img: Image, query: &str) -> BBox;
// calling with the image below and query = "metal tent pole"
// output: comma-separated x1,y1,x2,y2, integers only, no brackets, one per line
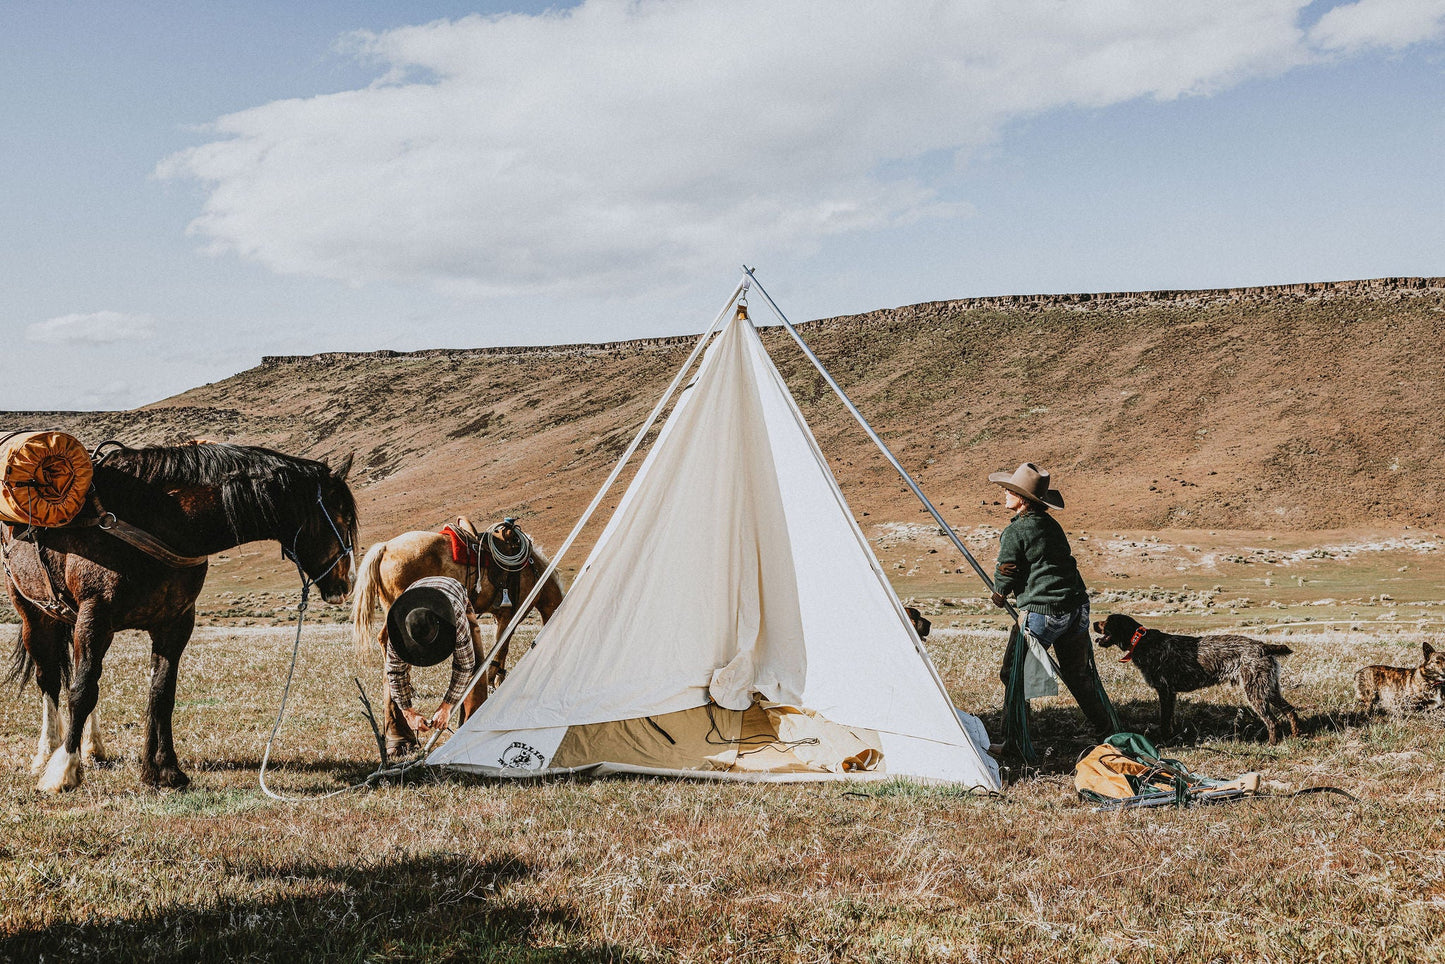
742,267,1020,621
744,269,1028,777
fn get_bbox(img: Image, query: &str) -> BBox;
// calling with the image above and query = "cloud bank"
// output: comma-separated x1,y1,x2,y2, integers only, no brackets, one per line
157,0,1445,298
27,310,158,345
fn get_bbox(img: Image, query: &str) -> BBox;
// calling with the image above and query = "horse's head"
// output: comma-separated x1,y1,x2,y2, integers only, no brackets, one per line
291,454,359,604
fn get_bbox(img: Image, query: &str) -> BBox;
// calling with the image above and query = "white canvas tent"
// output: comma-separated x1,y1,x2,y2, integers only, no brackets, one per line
429,285,999,789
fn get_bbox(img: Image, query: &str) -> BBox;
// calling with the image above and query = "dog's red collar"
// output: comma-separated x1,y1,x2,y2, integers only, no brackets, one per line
1120,627,1148,663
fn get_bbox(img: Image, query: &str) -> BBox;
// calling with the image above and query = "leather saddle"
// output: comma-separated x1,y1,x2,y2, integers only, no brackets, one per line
439,516,482,566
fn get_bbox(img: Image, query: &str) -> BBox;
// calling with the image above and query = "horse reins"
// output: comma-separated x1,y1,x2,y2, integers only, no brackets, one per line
260,483,362,802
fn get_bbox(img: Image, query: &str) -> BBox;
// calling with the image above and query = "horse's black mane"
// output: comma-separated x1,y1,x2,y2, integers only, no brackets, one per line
100,442,357,544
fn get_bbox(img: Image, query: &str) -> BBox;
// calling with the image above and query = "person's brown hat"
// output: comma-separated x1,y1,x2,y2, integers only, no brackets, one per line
988,462,1065,509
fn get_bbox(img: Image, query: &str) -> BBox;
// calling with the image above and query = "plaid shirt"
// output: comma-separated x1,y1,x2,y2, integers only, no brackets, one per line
385,576,477,709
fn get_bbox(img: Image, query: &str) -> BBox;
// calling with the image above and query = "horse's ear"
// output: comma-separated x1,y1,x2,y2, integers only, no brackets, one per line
332,452,355,481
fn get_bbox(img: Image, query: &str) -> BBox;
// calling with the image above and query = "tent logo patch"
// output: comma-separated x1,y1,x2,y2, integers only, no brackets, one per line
498,742,546,770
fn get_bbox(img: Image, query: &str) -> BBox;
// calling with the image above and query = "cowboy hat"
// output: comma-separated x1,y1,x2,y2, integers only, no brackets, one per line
385,581,461,667
988,462,1065,509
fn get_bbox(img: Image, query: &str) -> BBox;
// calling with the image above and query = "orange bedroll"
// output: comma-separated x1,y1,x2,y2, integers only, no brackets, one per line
0,431,93,527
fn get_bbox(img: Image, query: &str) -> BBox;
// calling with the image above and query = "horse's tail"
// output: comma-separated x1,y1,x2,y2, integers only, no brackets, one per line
351,540,388,665
5,624,32,691
6,620,73,692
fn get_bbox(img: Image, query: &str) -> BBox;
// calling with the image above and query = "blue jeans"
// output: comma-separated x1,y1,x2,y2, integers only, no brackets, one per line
1003,599,1114,737
1023,602,1090,651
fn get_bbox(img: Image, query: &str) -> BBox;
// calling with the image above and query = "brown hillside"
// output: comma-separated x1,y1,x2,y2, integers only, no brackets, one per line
10,277,1445,551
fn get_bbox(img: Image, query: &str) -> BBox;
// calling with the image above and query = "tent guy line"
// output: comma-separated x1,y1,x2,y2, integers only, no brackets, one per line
745,267,1007,614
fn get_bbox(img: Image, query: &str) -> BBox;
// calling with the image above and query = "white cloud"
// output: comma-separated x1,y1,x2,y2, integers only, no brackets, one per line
155,0,1444,298
26,310,158,344
1311,0,1445,52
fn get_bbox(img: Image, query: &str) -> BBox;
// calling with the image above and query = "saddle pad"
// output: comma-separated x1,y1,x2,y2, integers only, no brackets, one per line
440,524,479,566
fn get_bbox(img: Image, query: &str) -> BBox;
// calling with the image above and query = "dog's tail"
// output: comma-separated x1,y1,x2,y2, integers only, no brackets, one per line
1263,643,1293,657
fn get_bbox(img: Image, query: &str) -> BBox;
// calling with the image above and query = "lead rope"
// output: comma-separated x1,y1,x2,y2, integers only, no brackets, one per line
258,488,406,802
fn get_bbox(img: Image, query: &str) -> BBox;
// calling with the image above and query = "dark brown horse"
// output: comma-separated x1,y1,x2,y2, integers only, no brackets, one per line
350,518,564,751
4,442,357,792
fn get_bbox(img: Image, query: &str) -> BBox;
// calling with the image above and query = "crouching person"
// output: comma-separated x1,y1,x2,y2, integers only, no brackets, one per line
383,575,484,755
988,462,1117,741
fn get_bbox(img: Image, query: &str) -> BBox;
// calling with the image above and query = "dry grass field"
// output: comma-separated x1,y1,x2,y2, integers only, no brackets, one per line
5,280,1445,959
2,610,1442,962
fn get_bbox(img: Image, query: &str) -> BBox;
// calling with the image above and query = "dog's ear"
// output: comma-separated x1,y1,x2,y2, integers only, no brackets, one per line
1426,641,1437,659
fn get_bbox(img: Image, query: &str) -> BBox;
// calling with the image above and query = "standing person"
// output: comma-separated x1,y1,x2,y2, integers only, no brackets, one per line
988,462,1117,740
383,575,483,754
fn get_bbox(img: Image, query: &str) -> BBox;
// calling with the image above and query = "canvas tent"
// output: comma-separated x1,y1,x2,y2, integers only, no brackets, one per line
429,287,1000,789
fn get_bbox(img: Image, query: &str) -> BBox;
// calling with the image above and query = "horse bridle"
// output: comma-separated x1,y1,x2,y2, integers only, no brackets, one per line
280,485,355,604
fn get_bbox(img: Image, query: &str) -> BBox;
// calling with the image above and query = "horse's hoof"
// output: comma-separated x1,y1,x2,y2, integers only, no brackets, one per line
142,765,191,790
81,737,109,766
158,768,190,789
29,753,52,776
36,749,82,794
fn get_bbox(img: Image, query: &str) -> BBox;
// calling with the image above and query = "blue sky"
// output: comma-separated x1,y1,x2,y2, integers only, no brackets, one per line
3,0,1443,410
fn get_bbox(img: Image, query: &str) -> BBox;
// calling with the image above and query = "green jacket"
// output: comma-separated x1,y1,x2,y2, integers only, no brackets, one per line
993,509,1088,614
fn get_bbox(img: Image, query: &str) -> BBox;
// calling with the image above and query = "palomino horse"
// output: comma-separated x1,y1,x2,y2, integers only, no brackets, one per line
351,518,564,751
4,443,357,792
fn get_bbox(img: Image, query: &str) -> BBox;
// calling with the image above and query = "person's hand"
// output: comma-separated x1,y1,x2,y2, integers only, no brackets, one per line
429,702,453,733
990,593,1007,609
401,706,429,734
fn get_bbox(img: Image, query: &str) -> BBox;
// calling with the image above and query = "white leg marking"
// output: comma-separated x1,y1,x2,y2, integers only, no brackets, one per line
31,695,60,775
81,707,107,764
37,745,82,793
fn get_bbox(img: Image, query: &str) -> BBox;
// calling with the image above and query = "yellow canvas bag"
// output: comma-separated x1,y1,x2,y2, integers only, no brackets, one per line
0,431,93,527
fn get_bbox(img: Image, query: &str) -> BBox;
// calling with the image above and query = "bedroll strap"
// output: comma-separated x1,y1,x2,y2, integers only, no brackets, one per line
101,518,208,568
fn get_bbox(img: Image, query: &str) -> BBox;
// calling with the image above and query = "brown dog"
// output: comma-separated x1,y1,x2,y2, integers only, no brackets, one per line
905,607,931,639
1094,613,1300,744
1355,642,1445,714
